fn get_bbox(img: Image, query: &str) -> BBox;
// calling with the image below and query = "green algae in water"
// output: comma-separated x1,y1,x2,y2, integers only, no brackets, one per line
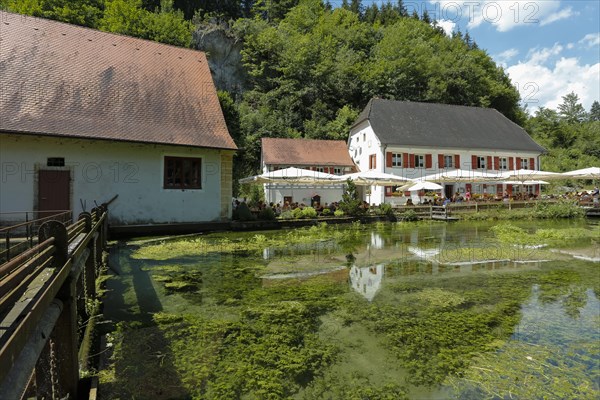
102,220,600,399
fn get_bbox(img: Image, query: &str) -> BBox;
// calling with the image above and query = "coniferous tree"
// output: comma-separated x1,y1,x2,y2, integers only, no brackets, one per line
558,92,587,124
589,100,600,121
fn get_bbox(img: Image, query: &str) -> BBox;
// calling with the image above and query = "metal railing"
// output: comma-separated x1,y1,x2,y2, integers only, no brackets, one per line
0,206,108,400
0,211,72,263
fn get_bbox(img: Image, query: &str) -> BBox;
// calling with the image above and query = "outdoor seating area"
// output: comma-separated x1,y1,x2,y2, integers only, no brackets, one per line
238,166,600,214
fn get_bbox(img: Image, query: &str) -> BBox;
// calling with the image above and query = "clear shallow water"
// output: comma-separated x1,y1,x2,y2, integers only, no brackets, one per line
103,220,600,399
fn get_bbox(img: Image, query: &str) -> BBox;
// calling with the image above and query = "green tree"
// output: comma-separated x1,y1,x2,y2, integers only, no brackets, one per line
558,92,587,124
100,0,192,46
339,178,365,216
588,100,600,122
3,0,103,27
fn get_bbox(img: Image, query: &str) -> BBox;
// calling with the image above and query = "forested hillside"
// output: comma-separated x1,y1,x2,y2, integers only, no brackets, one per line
2,0,598,190
527,94,600,172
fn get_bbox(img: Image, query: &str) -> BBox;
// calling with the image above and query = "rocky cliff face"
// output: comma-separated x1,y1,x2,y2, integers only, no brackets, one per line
193,22,246,96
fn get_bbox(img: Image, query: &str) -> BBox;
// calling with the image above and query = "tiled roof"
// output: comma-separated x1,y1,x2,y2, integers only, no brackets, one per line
352,99,545,153
261,138,355,167
0,11,237,150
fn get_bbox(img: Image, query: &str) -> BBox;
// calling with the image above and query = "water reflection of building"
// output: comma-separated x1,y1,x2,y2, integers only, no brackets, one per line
349,264,385,301
370,232,384,249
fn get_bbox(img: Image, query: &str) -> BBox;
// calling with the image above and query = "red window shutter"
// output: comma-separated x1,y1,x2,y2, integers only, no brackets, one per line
471,155,478,169
409,154,415,168
373,155,377,169
466,183,472,192
454,155,460,169
507,185,513,195
403,153,409,168
494,157,499,170
529,158,535,170
516,157,522,170
497,184,503,193
386,152,393,168
438,154,444,169
425,154,432,169
487,156,492,170
509,157,514,170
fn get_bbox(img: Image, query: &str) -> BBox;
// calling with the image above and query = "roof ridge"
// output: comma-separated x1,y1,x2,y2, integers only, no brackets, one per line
262,137,347,143
374,98,499,111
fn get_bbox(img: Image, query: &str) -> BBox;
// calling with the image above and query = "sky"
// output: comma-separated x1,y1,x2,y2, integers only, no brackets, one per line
423,0,600,114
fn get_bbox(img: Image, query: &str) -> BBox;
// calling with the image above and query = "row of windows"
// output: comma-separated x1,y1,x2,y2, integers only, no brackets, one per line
271,166,344,175
384,153,534,170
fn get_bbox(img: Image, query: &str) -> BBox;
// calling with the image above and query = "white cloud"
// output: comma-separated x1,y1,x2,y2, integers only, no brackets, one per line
493,48,519,67
435,19,456,36
506,45,600,113
579,33,600,47
428,1,577,32
540,7,576,26
526,43,563,65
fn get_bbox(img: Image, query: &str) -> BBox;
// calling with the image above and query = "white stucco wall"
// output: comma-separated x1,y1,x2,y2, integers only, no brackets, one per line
0,134,229,224
262,184,345,206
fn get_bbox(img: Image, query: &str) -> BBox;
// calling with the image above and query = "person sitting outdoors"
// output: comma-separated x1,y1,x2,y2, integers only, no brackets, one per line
314,202,324,213
406,198,414,206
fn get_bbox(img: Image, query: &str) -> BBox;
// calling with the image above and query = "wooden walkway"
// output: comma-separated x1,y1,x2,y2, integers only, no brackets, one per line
0,206,109,400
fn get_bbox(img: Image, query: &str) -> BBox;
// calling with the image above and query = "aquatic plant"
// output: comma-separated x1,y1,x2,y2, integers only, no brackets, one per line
104,221,600,399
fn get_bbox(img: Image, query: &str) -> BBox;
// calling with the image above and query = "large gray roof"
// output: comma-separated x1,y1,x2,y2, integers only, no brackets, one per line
353,99,545,153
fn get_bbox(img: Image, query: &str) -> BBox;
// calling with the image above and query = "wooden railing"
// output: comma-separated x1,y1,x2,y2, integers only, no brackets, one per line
0,205,108,400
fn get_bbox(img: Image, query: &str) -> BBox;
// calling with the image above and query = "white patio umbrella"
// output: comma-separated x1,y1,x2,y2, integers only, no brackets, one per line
402,181,444,191
239,167,340,185
418,169,505,183
500,169,564,182
504,180,549,185
338,170,413,186
562,167,600,179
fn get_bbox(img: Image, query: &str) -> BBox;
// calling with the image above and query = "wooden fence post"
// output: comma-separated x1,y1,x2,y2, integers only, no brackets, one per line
38,221,78,399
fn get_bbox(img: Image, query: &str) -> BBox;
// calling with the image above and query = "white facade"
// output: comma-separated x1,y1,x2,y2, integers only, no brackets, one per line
348,121,542,205
261,164,354,206
0,134,232,224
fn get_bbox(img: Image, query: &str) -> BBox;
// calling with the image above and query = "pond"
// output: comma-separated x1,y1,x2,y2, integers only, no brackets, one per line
99,220,600,399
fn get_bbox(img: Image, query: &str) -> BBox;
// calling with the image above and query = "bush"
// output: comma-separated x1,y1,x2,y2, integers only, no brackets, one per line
321,208,332,216
302,207,317,219
292,207,304,219
378,203,394,217
400,209,418,221
279,210,293,220
234,202,255,221
334,210,344,217
258,207,276,221
534,201,584,219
